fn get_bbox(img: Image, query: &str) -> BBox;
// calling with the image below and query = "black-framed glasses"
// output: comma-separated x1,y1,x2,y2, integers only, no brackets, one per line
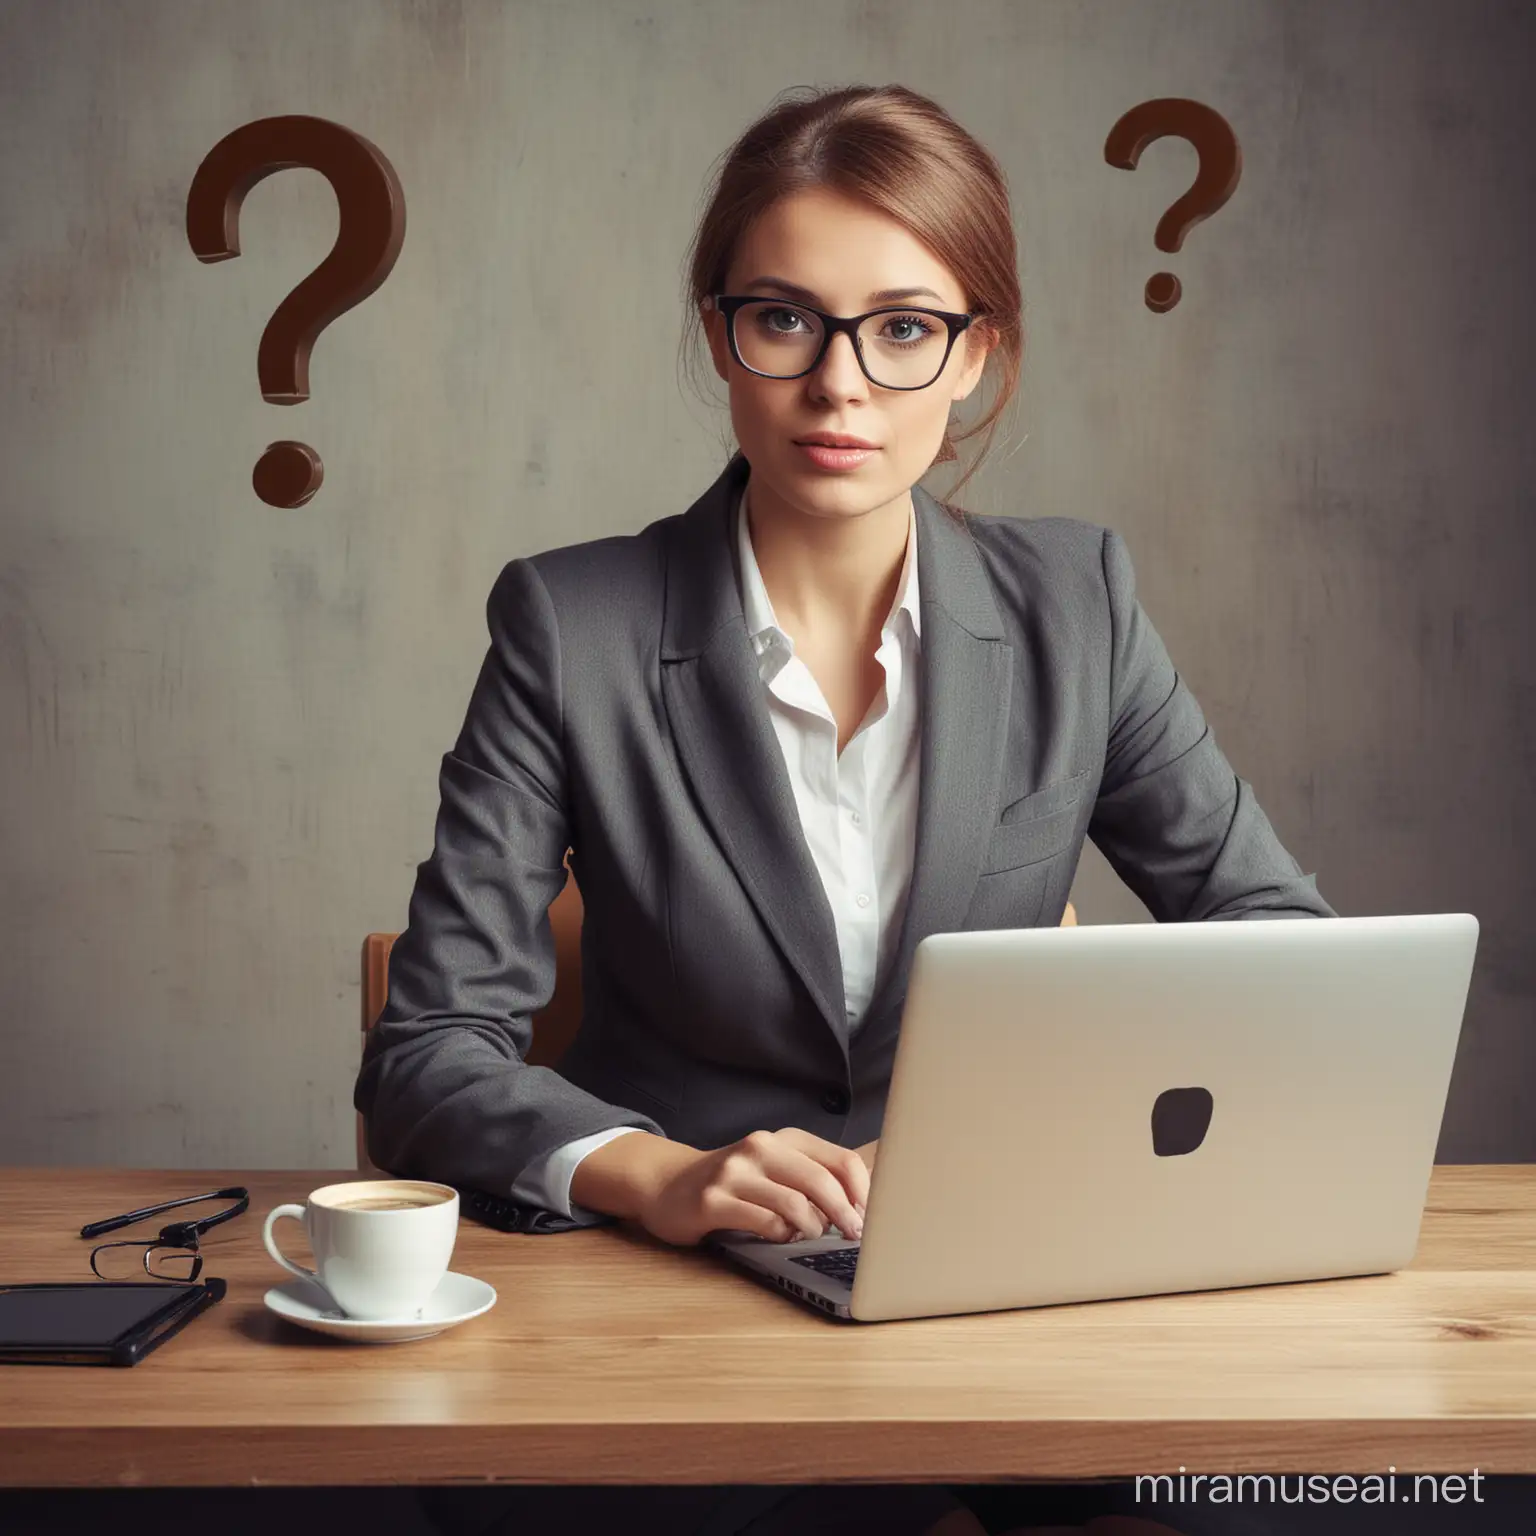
80,1186,249,1282
709,293,976,390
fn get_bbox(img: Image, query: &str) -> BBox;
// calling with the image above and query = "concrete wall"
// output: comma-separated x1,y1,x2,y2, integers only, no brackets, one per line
2,0,1531,1167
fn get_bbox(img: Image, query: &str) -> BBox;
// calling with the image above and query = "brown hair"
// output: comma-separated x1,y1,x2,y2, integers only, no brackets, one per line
679,83,1024,512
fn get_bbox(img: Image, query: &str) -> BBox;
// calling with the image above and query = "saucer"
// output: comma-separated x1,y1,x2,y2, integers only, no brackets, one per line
263,1270,497,1343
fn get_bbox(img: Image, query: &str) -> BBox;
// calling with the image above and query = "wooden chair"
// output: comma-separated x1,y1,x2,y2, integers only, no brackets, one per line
357,856,1076,1173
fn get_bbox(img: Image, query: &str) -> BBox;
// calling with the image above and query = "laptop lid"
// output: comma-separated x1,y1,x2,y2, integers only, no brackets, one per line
846,913,1478,1322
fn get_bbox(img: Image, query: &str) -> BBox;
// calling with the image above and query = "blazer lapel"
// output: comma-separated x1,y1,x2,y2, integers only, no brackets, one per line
658,456,1015,1064
660,454,850,1050
858,481,1013,1050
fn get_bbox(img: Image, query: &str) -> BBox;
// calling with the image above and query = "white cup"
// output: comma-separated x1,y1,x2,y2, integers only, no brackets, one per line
263,1178,459,1321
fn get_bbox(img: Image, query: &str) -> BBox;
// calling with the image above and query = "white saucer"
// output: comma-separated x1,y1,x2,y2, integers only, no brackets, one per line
263,1270,497,1343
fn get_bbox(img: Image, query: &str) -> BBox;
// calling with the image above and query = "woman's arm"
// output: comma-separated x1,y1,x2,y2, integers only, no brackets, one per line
1089,528,1336,922
355,558,669,1198
569,1129,703,1219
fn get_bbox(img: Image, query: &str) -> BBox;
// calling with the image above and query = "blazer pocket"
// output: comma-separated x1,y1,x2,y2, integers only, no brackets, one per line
998,768,1091,826
980,772,1091,877
978,803,1081,875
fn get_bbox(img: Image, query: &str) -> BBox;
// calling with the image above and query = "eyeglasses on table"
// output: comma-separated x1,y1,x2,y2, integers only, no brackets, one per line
79,1186,250,1281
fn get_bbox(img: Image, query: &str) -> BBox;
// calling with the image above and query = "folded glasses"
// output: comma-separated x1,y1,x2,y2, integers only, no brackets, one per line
80,1186,250,1282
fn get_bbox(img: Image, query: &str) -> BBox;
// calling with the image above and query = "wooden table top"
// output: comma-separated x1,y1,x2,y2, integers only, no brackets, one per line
1,1165,1534,1487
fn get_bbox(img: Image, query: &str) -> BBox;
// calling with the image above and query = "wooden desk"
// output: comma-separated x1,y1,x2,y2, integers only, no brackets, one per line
1,1166,1534,1488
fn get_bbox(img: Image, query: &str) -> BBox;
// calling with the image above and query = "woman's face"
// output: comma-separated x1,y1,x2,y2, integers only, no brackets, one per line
704,186,993,524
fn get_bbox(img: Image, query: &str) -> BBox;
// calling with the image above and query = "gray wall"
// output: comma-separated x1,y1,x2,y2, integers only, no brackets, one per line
2,0,1531,1168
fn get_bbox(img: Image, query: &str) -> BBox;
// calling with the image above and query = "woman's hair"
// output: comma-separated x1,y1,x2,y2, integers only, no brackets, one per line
679,83,1024,511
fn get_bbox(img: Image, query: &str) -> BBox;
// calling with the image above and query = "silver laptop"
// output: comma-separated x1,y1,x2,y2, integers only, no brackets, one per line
705,913,1479,1323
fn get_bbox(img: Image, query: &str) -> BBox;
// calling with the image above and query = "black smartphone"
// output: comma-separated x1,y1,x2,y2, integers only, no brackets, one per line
0,1279,226,1366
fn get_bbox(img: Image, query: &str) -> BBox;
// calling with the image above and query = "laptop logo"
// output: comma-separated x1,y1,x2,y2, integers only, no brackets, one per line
1150,1087,1214,1155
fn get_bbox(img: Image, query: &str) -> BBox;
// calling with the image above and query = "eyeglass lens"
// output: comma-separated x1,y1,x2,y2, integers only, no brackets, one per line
91,1243,201,1282
731,301,952,388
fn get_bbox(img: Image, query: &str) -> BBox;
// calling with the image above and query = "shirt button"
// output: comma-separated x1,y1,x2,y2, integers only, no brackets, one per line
850,811,862,825
856,893,870,908
821,1086,850,1115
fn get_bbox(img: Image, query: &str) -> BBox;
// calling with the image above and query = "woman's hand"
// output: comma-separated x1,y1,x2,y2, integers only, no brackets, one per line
637,1127,870,1248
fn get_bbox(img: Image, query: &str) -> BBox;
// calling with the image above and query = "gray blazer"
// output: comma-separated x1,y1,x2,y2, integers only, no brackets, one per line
355,451,1335,1219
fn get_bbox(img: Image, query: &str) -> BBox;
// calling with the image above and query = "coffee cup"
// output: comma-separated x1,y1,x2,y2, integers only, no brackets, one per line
263,1178,458,1321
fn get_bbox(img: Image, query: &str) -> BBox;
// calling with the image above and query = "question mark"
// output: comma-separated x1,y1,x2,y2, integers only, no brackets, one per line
1104,98,1242,312
186,115,406,506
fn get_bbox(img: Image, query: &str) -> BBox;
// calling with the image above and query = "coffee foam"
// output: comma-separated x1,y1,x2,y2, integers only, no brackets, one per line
308,1178,455,1210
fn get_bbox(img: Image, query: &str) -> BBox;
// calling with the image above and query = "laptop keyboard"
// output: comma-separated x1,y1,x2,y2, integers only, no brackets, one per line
788,1245,860,1285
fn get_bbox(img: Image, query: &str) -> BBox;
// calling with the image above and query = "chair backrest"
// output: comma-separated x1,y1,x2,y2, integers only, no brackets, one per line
357,875,1077,1173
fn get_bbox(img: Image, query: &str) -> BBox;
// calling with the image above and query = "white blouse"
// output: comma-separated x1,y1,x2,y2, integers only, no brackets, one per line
510,480,924,1221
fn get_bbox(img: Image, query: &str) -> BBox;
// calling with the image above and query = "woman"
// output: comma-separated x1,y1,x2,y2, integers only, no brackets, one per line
364,83,1333,1536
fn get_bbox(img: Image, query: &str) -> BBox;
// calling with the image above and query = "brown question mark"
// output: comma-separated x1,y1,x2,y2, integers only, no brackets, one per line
186,115,406,507
1104,98,1242,312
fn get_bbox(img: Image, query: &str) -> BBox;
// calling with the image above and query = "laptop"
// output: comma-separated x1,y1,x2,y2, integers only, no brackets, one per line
704,913,1479,1323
